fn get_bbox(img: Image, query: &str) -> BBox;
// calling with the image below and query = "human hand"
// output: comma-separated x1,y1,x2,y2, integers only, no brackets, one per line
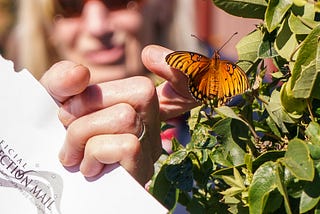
141,45,199,121
40,61,162,185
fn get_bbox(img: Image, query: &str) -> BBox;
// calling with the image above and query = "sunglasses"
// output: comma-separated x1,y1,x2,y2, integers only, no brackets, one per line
55,0,141,18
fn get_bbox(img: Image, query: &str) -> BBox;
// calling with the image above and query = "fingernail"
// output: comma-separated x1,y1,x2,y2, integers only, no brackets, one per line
148,47,167,65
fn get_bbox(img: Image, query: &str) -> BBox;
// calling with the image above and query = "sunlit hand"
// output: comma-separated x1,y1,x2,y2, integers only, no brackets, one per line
40,61,162,185
141,45,199,121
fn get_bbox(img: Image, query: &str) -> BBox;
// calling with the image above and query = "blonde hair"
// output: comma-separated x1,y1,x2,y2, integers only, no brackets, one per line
7,0,198,80
8,0,57,79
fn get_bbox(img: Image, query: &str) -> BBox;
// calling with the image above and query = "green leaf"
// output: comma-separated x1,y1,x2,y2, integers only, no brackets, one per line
248,161,279,214
209,147,234,168
165,157,193,192
249,163,292,213
223,195,240,204
265,0,293,32
297,16,320,30
263,190,284,213
279,80,307,118
188,106,203,132
212,0,267,19
263,91,296,133
299,165,320,213
285,167,305,198
186,191,217,213
213,118,247,166
214,106,244,122
150,164,179,210
266,116,282,138
258,39,279,58
306,122,320,146
317,30,320,86
166,150,188,165
190,123,218,149
275,15,298,60
236,29,263,72
308,144,320,160
316,205,320,214
245,153,253,173
274,164,292,214
300,187,320,213
292,60,319,99
220,186,244,197
171,138,184,153
288,12,312,35
290,24,320,89
301,2,317,20
252,150,285,172
316,2,320,12
283,138,314,181
258,29,279,58
221,168,246,191
292,0,307,7
271,71,286,79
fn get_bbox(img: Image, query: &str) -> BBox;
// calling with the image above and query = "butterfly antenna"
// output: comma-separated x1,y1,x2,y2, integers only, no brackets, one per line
191,34,214,57
191,34,204,43
217,32,238,53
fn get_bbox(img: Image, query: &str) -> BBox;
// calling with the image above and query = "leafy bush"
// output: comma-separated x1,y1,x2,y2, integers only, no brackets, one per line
150,0,320,213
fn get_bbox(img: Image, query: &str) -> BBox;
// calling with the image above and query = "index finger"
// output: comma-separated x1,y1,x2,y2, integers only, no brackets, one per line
141,45,198,121
58,76,158,126
40,61,90,103
141,45,186,89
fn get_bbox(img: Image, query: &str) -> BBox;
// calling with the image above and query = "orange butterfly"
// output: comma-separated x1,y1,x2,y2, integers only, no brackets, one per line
165,50,249,107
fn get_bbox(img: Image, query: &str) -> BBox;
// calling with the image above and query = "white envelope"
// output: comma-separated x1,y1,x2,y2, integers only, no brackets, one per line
0,56,167,214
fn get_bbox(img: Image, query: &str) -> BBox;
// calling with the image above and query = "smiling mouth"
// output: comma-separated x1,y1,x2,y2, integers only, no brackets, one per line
84,31,127,65
84,44,125,65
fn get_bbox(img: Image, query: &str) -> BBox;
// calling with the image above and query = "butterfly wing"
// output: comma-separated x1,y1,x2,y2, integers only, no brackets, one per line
165,51,218,104
217,60,249,105
165,51,210,78
166,51,249,107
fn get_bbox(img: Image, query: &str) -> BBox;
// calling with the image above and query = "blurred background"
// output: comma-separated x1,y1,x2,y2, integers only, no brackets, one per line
0,0,260,77
0,1,260,213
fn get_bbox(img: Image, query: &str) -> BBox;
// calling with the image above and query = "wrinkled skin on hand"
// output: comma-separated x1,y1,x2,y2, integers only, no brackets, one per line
40,45,198,185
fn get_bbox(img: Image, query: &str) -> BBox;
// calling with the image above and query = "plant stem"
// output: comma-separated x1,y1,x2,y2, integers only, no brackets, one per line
307,98,315,122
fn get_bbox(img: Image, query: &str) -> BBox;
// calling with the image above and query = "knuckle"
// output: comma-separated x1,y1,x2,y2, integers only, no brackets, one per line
132,76,156,101
65,121,82,146
114,103,139,130
121,134,141,156
85,137,99,157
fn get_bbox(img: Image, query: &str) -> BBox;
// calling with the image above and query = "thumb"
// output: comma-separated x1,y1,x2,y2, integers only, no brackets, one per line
141,45,186,88
141,45,198,121
40,61,90,103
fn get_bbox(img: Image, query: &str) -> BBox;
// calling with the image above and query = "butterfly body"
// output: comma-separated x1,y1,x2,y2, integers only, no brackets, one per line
165,51,249,107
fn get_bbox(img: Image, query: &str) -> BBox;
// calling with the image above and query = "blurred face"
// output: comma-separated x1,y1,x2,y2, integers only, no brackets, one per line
51,0,144,83
0,0,15,44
